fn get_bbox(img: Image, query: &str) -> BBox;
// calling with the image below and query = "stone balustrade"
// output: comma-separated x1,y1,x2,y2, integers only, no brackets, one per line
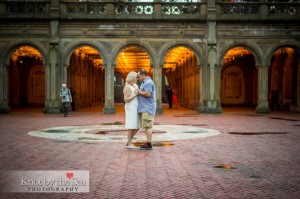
0,1,299,20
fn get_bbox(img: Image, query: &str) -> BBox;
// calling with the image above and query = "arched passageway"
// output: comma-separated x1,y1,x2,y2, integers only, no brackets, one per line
162,46,200,110
221,47,257,108
114,45,151,103
68,46,105,110
8,46,45,109
268,47,300,111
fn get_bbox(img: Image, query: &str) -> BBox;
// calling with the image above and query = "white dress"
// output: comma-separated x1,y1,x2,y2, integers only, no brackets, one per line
125,85,140,129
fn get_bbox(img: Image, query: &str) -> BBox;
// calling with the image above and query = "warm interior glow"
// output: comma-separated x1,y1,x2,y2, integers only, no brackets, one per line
71,45,194,75
164,46,194,71
224,47,252,63
116,46,151,75
75,46,103,67
11,46,42,62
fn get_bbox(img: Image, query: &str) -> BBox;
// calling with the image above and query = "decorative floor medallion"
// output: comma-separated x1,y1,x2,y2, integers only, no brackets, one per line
28,125,220,143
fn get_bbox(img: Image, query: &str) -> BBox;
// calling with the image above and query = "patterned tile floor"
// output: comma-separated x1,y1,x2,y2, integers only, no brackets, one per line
0,105,299,198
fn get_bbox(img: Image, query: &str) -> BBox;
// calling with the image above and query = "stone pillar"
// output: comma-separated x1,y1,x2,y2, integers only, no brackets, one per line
197,65,205,113
259,0,268,19
44,20,60,113
106,3,115,18
0,63,10,113
206,44,222,113
291,58,300,112
297,62,300,108
44,42,60,113
203,0,222,113
103,63,115,114
255,65,270,113
297,64,300,109
153,0,162,19
50,0,59,18
153,65,163,114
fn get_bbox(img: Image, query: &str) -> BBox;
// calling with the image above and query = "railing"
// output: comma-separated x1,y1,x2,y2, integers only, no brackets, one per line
218,2,300,16
62,2,202,16
5,1,49,14
0,1,299,20
219,3,259,14
268,3,300,15
65,3,106,14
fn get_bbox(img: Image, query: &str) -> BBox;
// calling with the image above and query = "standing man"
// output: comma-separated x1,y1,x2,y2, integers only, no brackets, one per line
60,83,72,117
70,87,76,111
137,69,156,150
165,87,173,109
271,89,280,111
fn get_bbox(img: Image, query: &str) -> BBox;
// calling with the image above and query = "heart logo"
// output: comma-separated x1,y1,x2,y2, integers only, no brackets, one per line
66,172,74,179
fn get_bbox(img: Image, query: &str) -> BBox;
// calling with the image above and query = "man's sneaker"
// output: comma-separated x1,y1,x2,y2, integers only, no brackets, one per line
139,142,153,150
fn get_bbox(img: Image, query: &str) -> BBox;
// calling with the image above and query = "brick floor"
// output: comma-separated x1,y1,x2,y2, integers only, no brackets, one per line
0,105,300,198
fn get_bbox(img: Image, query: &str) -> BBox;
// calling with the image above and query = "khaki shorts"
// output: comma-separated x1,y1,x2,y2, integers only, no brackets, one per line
140,112,154,129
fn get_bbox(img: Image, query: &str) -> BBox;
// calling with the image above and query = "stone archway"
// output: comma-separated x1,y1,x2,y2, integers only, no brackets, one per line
268,47,300,112
162,46,200,110
67,46,105,110
221,46,257,108
8,45,45,108
113,45,152,104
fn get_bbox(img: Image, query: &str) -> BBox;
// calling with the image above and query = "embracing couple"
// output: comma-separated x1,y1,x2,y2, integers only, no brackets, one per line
123,69,156,150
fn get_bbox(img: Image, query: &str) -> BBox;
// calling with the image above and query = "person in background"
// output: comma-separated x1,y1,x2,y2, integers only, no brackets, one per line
165,87,173,109
60,84,72,117
271,89,280,111
172,89,178,109
70,87,76,111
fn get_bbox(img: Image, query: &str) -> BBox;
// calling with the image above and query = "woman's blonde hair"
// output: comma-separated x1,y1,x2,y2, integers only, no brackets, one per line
125,71,137,85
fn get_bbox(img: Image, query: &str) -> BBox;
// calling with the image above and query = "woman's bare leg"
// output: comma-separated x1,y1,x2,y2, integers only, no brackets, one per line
131,129,139,140
127,129,133,145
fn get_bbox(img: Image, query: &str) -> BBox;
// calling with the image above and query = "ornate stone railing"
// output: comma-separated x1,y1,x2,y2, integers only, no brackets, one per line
219,3,259,15
218,2,300,15
268,3,300,15
64,2,106,14
4,1,49,14
216,2,300,20
0,1,299,20
60,1,204,20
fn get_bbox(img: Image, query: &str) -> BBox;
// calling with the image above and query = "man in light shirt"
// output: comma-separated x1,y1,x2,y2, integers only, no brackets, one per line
137,69,156,150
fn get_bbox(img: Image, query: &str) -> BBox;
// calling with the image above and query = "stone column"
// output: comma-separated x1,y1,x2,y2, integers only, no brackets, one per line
297,64,300,109
50,0,59,18
0,63,10,113
206,44,222,113
297,62,300,108
255,65,270,113
259,0,268,20
204,0,222,113
106,3,115,18
103,62,115,114
44,20,60,113
44,42,60,113
153,65,163,114
291,59,300,112
197,65,205,113
153,0,162,19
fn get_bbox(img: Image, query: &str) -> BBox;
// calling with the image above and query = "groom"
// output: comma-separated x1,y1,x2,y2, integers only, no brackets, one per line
136,69,157,150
